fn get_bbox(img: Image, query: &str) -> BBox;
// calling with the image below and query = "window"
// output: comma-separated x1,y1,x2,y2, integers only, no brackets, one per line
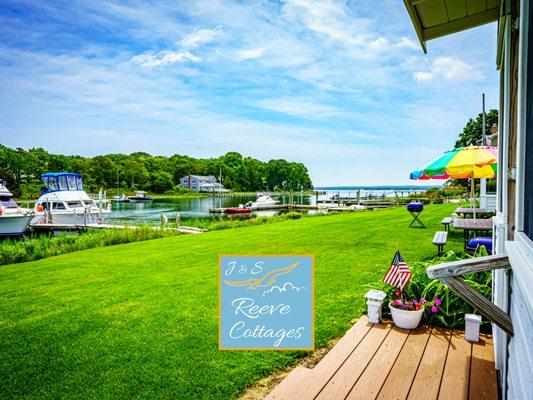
66,201,84,208
58,176,67,190
52,202,66,210
48,177,58,191
76,176,83,190
0,196,17,208
67,175,77,190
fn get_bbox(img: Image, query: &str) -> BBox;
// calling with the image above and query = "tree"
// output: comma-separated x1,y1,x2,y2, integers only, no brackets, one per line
454,109,498,148
0,145,313,197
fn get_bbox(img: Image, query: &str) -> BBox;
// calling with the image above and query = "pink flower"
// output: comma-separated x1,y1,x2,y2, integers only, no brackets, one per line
393,300,402,306
420,297,426,304
434,297,442,306
431,305,438,313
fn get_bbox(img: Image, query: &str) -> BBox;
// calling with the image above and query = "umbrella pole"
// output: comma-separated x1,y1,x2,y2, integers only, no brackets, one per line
471,177,476,220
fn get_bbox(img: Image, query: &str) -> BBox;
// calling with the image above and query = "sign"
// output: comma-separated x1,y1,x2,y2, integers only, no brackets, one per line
219,255,314,350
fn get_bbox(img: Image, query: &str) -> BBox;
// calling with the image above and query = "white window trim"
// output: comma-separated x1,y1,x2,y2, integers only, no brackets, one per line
506,0,533,320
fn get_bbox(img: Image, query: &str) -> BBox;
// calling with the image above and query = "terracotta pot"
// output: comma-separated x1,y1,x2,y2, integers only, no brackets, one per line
389,302,424,329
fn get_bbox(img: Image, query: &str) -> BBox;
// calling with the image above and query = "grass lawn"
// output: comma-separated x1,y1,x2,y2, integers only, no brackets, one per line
0,204,462,399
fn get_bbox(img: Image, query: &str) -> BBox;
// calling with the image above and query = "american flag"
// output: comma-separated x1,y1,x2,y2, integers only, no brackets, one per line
383,250,412,290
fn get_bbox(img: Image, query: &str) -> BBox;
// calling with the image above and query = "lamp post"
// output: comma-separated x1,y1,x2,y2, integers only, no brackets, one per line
364,290,387,323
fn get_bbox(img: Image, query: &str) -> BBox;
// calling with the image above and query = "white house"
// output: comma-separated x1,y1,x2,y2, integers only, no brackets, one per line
180,175,226,192
404,1,532,398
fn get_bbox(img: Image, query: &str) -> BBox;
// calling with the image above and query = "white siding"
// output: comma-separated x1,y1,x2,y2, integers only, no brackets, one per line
507,276,533,399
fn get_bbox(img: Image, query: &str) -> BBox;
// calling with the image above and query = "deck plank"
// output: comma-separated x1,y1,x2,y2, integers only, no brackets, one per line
315,322,393,400
295,316,374,400
469,335,498,400
407,327,452,400
438,330,472,400
264,367,310,400
345,326,410,400
377,326,432,400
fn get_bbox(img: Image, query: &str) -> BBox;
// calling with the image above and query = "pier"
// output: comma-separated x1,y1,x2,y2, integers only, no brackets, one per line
30,223,205,234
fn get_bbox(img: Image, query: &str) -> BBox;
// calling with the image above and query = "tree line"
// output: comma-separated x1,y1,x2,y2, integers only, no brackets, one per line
0,145,313,198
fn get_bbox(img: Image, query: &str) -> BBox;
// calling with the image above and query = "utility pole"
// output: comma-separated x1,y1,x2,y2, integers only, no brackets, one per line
482,93,486,146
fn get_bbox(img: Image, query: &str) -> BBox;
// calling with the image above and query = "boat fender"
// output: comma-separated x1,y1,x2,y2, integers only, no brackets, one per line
36,204,44,212
0,208,3,216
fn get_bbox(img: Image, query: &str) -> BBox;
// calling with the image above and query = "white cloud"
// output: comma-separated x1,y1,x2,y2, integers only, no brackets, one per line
236,47,264,61
413,57,484,82
394,37,418,50
256,97,347,119
131,50,200,67
368,36,389,51
177,26,223,49
263,282,308,297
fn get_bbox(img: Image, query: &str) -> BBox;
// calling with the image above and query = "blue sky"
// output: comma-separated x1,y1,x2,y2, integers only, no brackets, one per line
0,0,498,186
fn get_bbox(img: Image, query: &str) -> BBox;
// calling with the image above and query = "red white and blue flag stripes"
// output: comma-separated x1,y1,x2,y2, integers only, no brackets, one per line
383,250,412,290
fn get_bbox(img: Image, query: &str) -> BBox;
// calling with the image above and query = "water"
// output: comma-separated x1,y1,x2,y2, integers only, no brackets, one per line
106,188,431,226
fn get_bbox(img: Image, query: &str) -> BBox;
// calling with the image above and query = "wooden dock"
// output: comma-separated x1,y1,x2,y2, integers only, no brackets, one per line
30,223,204,234
265,316,497,400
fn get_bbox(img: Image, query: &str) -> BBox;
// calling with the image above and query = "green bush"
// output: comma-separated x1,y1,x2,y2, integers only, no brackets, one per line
369,250,492,330
285,211,302,219
0,227,179,266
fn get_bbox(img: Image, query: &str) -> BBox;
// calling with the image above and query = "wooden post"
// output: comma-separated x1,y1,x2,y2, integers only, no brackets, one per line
175,213,181,227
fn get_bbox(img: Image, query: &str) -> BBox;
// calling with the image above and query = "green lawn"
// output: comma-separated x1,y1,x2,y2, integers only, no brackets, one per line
0,204,462,399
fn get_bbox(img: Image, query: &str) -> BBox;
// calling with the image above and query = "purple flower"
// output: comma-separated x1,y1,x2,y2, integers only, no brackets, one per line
431,305,438,313
434,297,442,306
420,297,426,304
402,303,409,309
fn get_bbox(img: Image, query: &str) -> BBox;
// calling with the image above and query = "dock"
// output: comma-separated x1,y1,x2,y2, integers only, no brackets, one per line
29,223,205,234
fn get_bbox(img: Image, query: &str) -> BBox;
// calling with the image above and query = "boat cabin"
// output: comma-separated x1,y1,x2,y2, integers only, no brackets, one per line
41,172,83,193
403,1,533,398
0,180,18,209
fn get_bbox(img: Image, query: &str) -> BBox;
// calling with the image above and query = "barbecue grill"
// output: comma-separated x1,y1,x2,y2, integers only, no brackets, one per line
407,202,425,228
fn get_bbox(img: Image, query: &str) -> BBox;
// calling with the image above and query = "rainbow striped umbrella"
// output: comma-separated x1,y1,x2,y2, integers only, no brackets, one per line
410,146,498,219
410,146,498,180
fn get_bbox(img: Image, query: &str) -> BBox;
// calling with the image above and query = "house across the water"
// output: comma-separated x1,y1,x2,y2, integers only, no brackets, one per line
180,175,227,192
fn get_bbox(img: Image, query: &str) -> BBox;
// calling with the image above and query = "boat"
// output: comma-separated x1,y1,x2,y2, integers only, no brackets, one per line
0,180,34,236
112,194,130,203
32,173,110,226
225,206,252,215
244,195,279,209
127,191,153,203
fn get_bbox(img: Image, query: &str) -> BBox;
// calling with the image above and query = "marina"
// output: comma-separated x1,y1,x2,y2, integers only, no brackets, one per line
0,182,434,237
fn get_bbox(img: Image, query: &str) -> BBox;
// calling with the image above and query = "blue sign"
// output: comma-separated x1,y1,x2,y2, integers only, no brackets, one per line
219,255,314,350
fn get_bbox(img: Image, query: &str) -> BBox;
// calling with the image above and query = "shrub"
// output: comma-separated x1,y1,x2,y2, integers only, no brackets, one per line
0,227,179,266
369,250,492,330
285,211,302,220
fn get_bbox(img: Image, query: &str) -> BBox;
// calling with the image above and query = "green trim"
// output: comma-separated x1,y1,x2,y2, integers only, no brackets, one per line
423,8,500,41
403,0,427,53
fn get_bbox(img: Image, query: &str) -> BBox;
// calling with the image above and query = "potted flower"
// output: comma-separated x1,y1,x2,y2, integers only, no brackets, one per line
389,291,441,329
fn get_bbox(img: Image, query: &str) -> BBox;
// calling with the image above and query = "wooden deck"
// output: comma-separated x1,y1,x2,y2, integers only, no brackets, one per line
265,316,498,400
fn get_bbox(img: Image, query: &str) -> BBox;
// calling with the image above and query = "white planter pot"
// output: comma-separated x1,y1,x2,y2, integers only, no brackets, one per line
389,302,424,329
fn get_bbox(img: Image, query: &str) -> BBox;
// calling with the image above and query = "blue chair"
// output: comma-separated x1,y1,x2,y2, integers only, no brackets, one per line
467,237,493,254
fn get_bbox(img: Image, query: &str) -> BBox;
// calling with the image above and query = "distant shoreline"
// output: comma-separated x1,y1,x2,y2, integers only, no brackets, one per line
314,185,442,191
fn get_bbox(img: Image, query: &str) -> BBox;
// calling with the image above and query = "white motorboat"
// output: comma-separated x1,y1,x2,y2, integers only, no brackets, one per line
128,191,153,203
245,195,279,209
32,173,110,226
0,180,34,236
112,194,130,203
